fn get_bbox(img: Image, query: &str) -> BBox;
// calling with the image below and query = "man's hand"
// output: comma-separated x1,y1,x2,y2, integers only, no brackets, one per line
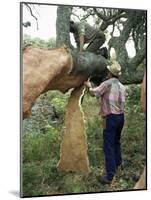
84,78,92,88
84,79,95,97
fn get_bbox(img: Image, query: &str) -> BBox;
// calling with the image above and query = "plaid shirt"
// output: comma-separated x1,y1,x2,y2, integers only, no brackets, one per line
91,78,126,117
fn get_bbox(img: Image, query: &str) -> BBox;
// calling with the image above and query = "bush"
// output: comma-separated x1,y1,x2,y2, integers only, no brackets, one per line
23,34,56,49
23,128,61,163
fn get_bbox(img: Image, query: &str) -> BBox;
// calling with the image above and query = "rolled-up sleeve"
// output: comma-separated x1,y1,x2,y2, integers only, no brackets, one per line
91,82,107,97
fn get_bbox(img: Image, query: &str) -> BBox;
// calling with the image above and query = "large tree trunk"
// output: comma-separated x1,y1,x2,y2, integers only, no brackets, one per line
56,6,73,48
23,45,107,172
23,46,107,119
23,46,71,118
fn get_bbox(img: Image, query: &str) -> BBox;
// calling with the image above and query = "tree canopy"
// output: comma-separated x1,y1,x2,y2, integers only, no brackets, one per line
23,3,146,84
56,6,146,84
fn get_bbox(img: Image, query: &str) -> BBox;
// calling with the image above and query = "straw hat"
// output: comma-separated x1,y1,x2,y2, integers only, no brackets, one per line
107,62,122,76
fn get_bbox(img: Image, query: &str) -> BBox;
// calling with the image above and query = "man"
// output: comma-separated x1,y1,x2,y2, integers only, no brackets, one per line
84,62,126,184
70,20,106,52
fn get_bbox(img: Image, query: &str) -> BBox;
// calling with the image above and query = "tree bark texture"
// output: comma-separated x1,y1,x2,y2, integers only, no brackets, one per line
23,46,107,172
108,10,146,84
134,167,146,189
57,86,90,172
23,46,107,119
56,6,72,48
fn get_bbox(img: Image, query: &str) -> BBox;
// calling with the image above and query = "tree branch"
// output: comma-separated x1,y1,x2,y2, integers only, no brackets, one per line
119,69,144,84
130,45,146,69
93,8,126,31
25,3,39,30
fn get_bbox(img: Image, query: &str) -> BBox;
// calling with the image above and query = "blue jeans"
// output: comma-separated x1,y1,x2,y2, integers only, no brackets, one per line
103,113,124,180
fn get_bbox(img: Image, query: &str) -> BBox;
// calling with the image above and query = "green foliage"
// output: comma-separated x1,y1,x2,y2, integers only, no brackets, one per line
47,90,70,122
23,34,56,49
22,85,146,196
23,129,60,163
23,91,70,136
126,84,141,105
86,117,103,167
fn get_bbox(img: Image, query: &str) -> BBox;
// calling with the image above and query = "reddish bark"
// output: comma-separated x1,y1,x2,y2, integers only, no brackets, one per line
23,46,87,119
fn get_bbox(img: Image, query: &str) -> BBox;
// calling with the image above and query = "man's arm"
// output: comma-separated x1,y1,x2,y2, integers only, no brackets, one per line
79,34,85,52
84,80,95,97
78,20,85,52
84,79,108,97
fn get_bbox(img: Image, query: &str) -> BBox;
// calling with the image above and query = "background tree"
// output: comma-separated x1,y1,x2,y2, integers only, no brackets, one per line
23,34,56,49
56,6,146,84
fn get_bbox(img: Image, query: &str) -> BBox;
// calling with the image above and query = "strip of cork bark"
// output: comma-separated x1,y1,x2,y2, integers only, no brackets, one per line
57,85,90,172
